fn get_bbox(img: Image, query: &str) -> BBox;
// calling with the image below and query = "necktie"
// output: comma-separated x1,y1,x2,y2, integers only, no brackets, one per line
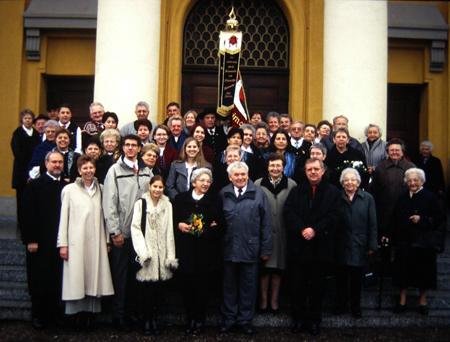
311,185,317,198
159,154,165,170
238,188,243,198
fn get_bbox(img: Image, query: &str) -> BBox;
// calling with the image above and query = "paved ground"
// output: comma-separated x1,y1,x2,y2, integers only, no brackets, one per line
1,321,450,342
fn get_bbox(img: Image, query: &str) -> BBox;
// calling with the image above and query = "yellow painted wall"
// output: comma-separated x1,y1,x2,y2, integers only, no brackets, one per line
20,32,95,115
1,25,95,196
0,0,26,196
388,38,449,179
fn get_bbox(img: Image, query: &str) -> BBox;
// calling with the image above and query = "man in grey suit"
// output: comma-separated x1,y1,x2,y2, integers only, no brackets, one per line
219,161,272,335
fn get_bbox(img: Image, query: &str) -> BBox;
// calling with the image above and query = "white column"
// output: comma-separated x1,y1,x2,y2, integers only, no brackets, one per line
323,0,387,142
94,0,161,127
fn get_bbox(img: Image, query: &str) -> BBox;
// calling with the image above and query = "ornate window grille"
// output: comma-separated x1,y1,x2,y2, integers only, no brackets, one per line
183,0,289,70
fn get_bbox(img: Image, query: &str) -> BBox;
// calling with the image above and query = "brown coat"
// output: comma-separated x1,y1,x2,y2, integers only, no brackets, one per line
370,158,415,237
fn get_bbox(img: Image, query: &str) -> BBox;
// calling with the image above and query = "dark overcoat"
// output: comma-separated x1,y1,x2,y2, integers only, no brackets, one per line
413,154,445,195
370,158,415,237
284,179,340,263
10,126,41,188
173,191,223,274
325,145,368,189
392,188,446,289
22,174,67,297
336,189,378,267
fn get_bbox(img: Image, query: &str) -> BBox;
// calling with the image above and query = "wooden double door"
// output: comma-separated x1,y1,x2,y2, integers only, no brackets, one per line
182,68,289,116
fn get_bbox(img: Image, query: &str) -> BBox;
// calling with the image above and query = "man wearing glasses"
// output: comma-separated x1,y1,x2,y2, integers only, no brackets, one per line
103,134,153,331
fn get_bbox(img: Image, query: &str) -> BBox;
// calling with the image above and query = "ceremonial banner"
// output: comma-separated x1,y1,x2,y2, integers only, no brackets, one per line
231,71,249,127
217,8,249,126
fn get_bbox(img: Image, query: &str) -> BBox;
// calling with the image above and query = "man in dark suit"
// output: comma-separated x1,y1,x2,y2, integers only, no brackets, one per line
199,108,227,154
167,116,187,152
22,151,67,329
284,158,340,336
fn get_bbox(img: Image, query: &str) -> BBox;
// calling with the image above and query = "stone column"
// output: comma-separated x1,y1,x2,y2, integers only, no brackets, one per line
323,0,387,142
94,0,161,126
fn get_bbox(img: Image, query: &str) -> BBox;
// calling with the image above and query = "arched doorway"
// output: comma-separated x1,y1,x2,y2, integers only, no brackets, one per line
182,0,290,115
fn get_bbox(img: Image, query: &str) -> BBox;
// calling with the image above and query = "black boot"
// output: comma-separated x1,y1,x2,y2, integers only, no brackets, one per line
194,320,205,335
151,318,160,336
185,319,195,335
143,320,152,336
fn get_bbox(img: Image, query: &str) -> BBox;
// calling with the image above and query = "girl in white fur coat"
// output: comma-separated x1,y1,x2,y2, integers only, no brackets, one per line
131,175,178,335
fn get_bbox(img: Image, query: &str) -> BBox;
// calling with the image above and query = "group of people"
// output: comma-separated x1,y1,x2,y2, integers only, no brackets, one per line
10,102,447,336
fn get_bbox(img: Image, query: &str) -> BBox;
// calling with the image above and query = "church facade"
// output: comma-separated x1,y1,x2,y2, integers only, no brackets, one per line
0,0,448,196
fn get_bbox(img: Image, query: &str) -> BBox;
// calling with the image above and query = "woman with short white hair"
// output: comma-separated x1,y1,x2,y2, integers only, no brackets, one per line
412,140,446,197
391,167,445,315
362,124,386,174
173,168,223,335
335,168,377,318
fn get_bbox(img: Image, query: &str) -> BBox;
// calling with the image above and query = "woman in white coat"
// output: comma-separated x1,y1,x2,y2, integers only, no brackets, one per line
131,175,178,336
57,155,114,326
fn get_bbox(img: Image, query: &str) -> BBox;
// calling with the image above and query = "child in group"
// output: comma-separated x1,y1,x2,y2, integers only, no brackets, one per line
130,175,178,336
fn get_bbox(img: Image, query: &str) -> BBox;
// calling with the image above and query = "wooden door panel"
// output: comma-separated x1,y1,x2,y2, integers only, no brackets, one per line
182,70,289,116
46,76,94,127
387,84,422,159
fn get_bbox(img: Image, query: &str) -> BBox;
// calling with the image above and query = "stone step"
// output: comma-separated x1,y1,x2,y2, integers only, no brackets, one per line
0,249,26,266
0,283,30,301
0,239,23,250
0,265,27,282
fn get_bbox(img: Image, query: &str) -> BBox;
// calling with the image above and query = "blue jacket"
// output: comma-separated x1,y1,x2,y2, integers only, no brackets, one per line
220,180,272,263
166,160,212,200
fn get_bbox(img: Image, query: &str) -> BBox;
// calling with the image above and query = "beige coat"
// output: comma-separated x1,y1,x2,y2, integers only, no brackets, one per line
57,178,114,300
131,192,178,282
255,177,297,270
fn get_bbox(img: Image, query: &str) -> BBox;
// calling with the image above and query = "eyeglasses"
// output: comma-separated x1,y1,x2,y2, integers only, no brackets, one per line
124,143,139,148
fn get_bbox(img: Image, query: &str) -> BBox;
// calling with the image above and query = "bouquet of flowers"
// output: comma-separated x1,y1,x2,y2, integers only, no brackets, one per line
337,160,368,176
188,213,205,236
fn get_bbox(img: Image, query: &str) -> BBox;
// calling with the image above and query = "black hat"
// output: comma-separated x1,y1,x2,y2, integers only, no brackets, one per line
197,107,223,122
33,113,49,123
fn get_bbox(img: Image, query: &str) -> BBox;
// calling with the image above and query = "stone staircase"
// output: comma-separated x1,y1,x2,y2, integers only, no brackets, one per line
1,231,449,327
0,239,30,320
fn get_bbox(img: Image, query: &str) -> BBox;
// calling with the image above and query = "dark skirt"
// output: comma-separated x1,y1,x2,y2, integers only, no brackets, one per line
392,246,437,290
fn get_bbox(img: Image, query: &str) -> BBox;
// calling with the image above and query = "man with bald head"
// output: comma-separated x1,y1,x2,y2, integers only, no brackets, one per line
23,151,68,329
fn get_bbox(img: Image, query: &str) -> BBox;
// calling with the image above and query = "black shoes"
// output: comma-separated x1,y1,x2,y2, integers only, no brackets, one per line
31,317,45,330
309,322,321,336
219,324,233,333
333,305,347,315
185,320,205,335
291,320,307,334
393,303,406,314
239,324,255,335
143,320,152,336
351,307,362,319
418,305,429,316
291,320,320,336
151,319,160,336
219,323,254,335
113,317,132,332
